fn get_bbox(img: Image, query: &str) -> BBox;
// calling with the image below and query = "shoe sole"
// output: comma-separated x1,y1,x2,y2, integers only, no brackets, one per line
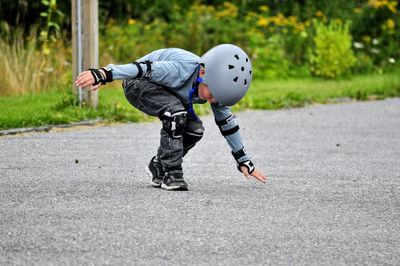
145,166,162,187
161,183,188,191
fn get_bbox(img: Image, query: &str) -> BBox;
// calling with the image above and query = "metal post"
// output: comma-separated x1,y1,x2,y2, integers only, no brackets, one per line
77,0,83,107
72,0,99,108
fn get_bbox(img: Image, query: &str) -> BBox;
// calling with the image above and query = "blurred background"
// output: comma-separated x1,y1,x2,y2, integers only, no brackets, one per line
0,0,399,130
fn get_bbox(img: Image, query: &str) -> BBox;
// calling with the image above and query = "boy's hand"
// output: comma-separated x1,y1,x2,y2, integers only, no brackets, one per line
240,166,268,183
76,70,95,87
75,69,105,91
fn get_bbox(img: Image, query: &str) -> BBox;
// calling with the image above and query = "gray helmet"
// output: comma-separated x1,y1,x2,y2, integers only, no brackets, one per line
199,44,252,106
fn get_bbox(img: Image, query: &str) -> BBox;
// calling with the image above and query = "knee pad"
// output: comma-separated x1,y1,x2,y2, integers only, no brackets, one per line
184,130,203,144
184,120,204,143
182,120,204,157
161,110,187,139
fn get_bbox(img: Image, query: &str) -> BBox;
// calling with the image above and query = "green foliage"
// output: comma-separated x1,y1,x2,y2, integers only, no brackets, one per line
101,20,166,64
309,20,356,78
39,0,64,43
101,2,249,63
0,0,399,96
352,52,376,74
166,3,246,55
351,1,399,68
247,32,290,79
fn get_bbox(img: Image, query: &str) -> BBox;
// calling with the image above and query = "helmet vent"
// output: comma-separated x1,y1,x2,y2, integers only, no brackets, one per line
244,79,247,85
228,64,235,69
233,76,239,83
246,57,249,62
234,54,239,60
241,66,244,71
249,70,252,75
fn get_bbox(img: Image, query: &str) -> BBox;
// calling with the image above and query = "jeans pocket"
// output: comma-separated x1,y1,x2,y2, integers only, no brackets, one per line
123,81,146,112
123,79,137,94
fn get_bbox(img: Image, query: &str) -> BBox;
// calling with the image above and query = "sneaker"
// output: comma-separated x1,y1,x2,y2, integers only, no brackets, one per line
161,172,188,191
146,156,164,187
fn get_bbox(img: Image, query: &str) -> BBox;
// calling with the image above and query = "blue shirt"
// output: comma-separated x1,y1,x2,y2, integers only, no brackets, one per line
107,48,251,163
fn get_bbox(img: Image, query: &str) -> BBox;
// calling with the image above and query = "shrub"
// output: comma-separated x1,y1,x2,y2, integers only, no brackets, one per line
246,31,290,79
100,19,167,64
352,52,376,74
350,0,399,68
101,3,249,63
309,20,356,78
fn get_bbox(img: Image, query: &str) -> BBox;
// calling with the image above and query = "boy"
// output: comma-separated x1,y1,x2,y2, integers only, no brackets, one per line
76,44,267,191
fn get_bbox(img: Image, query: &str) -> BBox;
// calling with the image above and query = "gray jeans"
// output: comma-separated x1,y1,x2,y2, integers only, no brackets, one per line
122,78,204,173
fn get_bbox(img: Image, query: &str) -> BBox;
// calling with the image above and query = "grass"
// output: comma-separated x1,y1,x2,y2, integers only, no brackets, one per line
0,86,149,130
236,72,400,110
0,72,399,130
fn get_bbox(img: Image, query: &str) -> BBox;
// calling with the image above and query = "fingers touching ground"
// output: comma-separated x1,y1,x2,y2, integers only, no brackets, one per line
240,167,268,183
252,170,268,183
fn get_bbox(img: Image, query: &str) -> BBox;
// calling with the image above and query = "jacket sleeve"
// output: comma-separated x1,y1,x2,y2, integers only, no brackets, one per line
211,104,251,163
107,60,198,89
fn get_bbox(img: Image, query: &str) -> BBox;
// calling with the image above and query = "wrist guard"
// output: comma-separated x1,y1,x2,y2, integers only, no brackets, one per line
232,148,255,174
238,160,255,174
88,67,113,85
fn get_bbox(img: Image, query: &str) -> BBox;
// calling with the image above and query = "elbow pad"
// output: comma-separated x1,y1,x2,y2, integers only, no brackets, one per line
215,114,239,136
132,60,152,78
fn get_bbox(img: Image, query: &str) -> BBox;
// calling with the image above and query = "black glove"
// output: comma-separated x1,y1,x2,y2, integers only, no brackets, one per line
88,67,113,85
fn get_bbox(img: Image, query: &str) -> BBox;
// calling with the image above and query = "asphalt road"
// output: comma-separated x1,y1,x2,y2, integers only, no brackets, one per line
1,99,399,265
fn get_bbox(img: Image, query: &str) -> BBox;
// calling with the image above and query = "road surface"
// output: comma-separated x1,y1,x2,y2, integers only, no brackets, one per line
1,99,399,265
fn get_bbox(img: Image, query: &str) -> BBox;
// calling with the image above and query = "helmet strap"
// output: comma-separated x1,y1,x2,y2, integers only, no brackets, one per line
187,67,202,122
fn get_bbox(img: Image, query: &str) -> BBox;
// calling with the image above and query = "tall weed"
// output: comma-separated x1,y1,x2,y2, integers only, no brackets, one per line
0,34,44,95
0,27,71,95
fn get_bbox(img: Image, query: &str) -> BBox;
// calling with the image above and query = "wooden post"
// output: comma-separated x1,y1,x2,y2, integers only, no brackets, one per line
72,0,99,108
